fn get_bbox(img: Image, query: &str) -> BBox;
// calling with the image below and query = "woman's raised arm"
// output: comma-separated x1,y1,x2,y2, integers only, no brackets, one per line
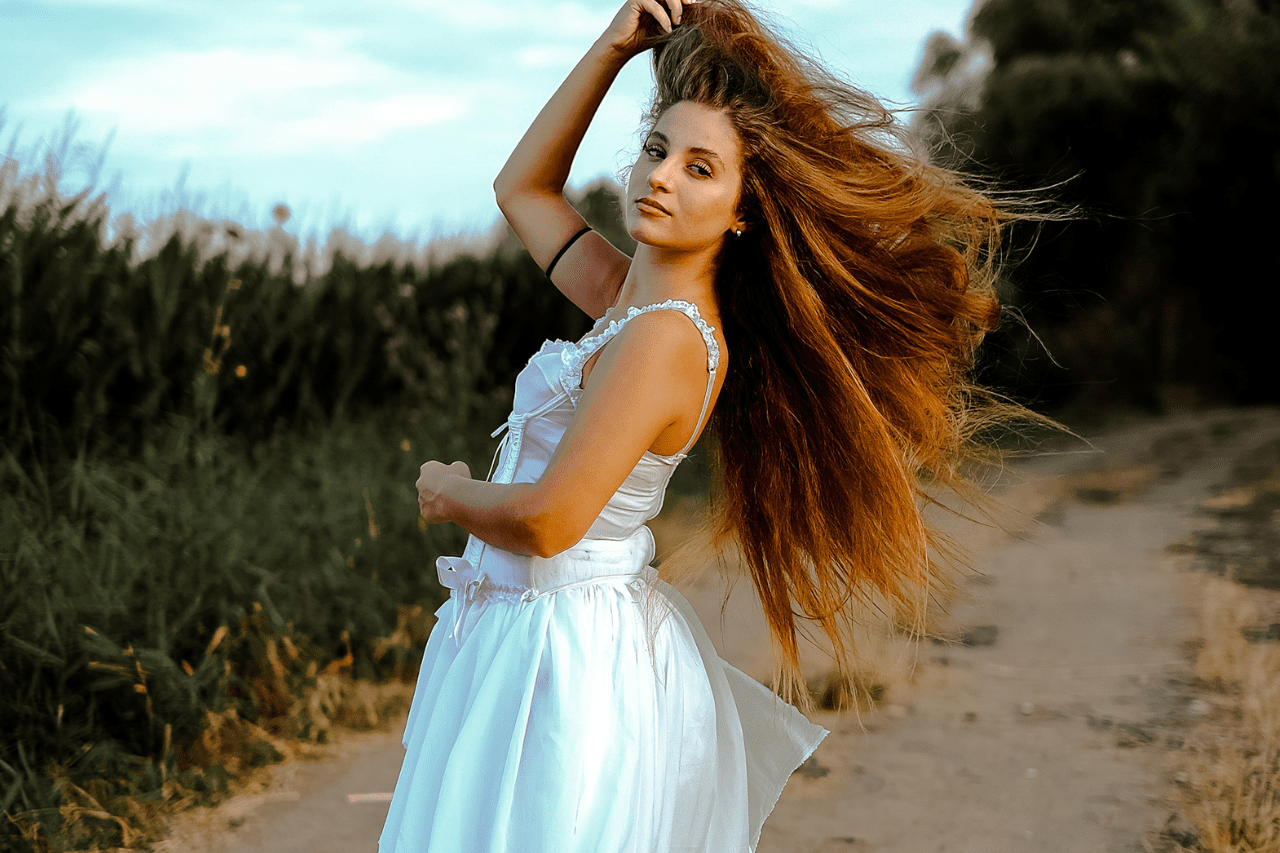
493,0,692,318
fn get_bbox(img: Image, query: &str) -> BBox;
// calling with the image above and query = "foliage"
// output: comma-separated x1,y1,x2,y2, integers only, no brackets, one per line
0,140,633,849
0,413,473,849
913,0,1280,414
0,180,584,463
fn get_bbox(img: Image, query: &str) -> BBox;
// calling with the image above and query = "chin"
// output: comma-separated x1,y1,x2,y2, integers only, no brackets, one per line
627,215,721,252
627,220,664,247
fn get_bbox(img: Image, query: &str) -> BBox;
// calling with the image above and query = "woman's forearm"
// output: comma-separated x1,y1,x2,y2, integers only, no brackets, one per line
493,40,630,202
428,475,577,559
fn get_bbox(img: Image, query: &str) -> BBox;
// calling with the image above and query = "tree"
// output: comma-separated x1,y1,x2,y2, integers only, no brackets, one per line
914,0,1280,412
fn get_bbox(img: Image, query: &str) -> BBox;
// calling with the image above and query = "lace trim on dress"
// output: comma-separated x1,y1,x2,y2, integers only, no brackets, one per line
490,300,720,485
519,337,572,374
559,299,721,403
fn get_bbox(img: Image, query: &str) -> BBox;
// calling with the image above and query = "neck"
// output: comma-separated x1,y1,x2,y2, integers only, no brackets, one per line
615,242,721,316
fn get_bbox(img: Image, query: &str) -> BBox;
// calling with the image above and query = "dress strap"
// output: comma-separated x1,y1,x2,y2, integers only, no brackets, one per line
682,368,717,456
671,305,719,457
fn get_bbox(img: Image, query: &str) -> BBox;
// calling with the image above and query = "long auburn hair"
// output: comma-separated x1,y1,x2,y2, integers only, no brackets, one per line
647,1,1013,704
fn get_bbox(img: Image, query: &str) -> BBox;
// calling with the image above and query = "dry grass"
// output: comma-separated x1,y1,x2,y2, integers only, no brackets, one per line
5,606,423,853
41,682,417,853
1158,432,1280,853
1168,576,1280,853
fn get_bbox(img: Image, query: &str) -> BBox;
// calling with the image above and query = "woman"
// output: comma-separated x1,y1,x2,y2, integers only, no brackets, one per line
381,1,1007,850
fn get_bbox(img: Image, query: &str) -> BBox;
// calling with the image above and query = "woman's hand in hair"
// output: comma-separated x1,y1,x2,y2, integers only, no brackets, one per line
599,0,694,59
416,460,472,523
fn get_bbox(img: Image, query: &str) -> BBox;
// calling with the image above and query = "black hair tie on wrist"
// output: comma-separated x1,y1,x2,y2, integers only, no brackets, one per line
544,226,592,279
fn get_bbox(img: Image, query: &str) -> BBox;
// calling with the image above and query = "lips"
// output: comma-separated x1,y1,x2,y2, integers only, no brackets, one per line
635,197,670,215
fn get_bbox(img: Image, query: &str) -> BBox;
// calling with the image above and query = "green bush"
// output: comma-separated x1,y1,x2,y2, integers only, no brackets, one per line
0,412,481,848
912,0,1280,414
0,147,632,849
0,189,586,461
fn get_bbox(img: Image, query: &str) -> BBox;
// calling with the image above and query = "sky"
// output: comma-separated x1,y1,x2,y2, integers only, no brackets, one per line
0,0,976,241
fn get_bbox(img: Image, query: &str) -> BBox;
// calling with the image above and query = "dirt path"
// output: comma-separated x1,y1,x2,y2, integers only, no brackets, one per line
158,409,1280,853
758,460,1202,852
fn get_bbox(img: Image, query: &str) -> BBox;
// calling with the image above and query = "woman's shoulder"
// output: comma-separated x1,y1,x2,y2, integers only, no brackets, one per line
608,302,723,377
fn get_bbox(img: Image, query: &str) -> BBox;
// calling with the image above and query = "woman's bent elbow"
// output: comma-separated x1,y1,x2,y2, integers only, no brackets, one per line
525,528,574,560
526,540,560,560
522,516,585,559
493,174,514,208
514,489,587,558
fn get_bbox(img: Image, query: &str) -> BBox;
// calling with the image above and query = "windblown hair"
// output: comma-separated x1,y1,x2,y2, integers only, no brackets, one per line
648,1,1014,704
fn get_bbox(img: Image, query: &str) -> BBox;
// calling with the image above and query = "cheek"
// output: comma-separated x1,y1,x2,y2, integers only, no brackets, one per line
627,160,650,196
696,186,742,227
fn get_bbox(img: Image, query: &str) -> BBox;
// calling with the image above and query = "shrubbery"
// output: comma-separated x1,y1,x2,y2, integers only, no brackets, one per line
0,151,629,849
912,0,1280,415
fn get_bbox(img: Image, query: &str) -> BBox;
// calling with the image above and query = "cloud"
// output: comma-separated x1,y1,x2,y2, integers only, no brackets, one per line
27,0,170,5
789,0,846,9
516,45,588,70
392,0,612,39
40,43,470,156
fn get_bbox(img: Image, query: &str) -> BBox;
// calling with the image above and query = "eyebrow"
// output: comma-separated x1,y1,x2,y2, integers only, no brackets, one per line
649,131,725,166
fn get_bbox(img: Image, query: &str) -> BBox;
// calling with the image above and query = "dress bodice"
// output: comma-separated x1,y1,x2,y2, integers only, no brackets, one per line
487,299,720,542
443,299,718,600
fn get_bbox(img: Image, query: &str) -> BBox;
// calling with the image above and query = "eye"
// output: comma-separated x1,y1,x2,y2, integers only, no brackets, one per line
690,160,713,177
644,145,665,160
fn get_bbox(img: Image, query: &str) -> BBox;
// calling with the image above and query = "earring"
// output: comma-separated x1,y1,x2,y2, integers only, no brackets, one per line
734,229,743,238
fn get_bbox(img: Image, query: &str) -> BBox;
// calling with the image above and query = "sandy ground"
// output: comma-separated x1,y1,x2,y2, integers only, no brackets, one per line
158,408,1280,853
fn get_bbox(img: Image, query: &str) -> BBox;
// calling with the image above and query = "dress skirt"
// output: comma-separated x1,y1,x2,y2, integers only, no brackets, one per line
378,528,827,853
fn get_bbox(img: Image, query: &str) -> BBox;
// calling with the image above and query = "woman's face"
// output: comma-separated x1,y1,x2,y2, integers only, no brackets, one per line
626,100,747,251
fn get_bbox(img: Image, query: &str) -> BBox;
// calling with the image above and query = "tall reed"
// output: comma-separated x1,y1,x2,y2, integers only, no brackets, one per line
0,138,625,849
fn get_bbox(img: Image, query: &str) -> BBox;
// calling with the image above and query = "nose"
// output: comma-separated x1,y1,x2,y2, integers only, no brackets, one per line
647,158,675,192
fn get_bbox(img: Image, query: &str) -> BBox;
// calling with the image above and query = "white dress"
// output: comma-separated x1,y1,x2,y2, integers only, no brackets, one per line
379,299,827,853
